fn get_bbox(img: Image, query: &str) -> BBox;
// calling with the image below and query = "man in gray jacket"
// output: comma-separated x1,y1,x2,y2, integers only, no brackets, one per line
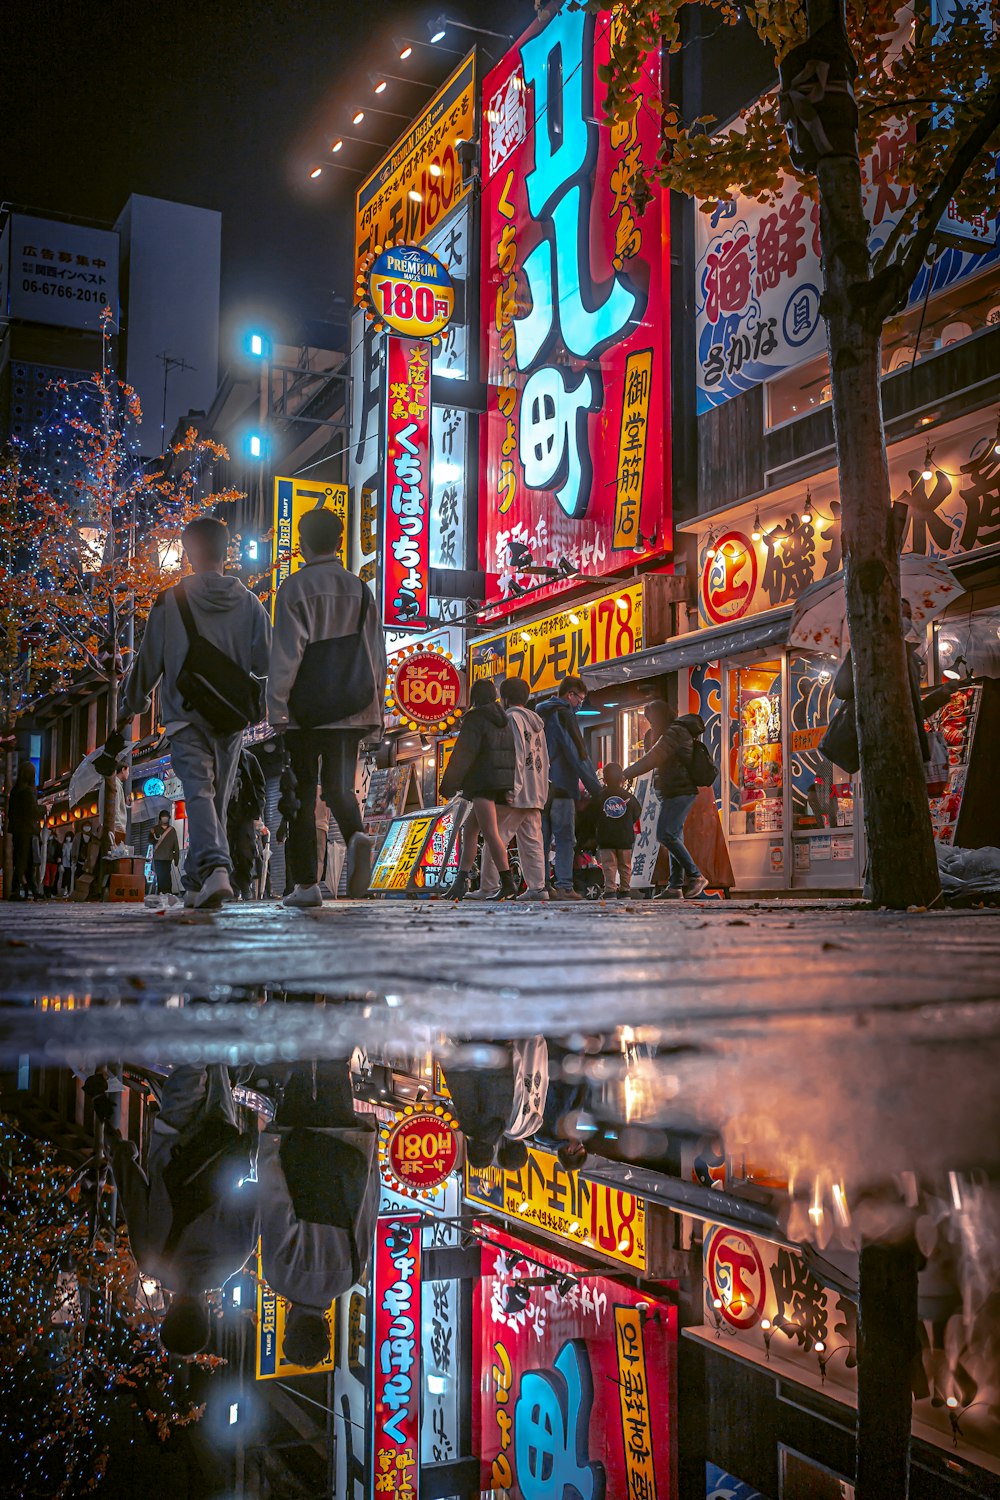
120,517,271,909
267,509,386,905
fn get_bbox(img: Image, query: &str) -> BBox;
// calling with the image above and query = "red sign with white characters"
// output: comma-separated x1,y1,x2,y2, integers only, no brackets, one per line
700,531,759,626
380,1104,460,1197
372,1214,421,1497
480,6,670,613
383,336,432,628
475,1227,677,1498
390,649,463,730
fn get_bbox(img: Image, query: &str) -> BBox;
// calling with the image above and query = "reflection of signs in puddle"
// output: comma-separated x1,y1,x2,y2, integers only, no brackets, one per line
514,1338,606,1500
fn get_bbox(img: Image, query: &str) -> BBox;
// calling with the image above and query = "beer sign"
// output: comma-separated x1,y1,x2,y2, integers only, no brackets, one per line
362,245,455,339
387,644,463,732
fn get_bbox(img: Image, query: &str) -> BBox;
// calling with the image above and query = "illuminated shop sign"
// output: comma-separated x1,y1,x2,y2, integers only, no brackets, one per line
372,1214,422,1498
383,337,432,627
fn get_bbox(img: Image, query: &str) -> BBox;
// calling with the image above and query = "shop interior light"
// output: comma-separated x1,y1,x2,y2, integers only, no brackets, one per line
921,445,935,482
751,510,762,542
943,653,971,681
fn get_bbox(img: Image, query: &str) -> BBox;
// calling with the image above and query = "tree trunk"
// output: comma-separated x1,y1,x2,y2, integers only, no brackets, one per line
856,1238,918,1500
99,673,121,866
2,745,13,900
813,81,940,910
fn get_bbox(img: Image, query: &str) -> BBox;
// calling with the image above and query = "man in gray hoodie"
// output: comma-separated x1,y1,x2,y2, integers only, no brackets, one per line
120,517,271,909
267,508,386,905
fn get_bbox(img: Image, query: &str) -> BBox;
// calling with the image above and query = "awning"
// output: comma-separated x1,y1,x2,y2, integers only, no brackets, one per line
583,606,794,689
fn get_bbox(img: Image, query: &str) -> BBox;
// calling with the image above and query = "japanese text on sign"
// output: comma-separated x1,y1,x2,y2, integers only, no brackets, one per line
470,583,643,696
481,8,670,611
2,213,119,330
354,54,476,286
615,1307,658,1500
373,1216,422,1498
383,336,431,627
466,1143,647,1270
272,478,349,616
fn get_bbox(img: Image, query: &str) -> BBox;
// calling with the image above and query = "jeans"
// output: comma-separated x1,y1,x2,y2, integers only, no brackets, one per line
286,728,364,888
168,724,243,890
542,796,576,889
479,806,546,894
656,793,700,885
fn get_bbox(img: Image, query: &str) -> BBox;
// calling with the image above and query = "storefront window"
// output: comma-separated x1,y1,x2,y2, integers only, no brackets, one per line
789,656,855,831
622,707,650,771
936,605,1000,680
728,662,783,836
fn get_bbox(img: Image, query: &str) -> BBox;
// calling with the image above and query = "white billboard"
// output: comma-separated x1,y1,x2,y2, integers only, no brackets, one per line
2,213,118,331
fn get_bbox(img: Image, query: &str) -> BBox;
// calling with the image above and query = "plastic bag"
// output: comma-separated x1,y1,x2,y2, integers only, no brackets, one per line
937,845,1000,894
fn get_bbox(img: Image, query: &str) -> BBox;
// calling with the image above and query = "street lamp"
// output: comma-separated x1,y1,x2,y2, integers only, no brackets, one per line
368,70,435,95
428,14,514,44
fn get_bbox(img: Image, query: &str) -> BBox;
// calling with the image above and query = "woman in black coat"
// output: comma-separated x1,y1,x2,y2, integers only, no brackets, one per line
8,761,40,900
439,678,518,900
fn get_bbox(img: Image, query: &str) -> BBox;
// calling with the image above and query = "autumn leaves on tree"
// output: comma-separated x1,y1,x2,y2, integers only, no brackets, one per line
597,0,1000,909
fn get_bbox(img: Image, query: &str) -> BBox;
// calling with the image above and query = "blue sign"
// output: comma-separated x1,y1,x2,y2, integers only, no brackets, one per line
143,776,165,798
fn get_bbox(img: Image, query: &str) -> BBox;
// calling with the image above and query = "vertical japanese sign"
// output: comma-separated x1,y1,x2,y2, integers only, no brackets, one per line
383,337,432,627
372,1214,422,1498
479,1228,676,1498
480,3,670,609
334,1286,369,1499
272,478,349,611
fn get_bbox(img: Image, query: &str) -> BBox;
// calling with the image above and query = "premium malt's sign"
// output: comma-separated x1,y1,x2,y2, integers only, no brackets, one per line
382,337,432,627
364,245,455,339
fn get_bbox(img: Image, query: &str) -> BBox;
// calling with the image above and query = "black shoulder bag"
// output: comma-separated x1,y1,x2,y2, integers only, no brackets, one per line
287,582,376,729
174,581,263,734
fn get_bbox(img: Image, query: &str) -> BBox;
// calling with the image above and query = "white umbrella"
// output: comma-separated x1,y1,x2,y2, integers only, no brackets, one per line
68,748,105,810
788,554,963,656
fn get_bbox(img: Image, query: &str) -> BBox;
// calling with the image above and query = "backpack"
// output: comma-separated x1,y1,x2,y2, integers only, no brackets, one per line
690,738,719,787
174,581,263,734
287,583,376,729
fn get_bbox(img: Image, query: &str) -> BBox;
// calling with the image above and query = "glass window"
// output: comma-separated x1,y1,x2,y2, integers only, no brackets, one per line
789,656,855,831
728,661,784,836
622,707,651,771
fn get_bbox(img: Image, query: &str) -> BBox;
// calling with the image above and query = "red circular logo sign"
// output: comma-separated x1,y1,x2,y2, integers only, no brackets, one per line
389,650,463,730
701,531,758,626
381,1107,459,1195
706,1228,766,1329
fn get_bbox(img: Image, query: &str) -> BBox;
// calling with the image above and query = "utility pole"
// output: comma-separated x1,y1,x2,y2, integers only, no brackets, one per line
157,351,197,450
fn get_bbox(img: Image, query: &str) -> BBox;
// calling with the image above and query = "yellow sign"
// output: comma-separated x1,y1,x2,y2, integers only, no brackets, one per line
614,350,653,550
354,53,476,287
791,726,827,752
465,1143,647,1271
255,1245,336,1379
615,1306,658,1499
369,811,437,892
468,582,644,697
272,478,349,615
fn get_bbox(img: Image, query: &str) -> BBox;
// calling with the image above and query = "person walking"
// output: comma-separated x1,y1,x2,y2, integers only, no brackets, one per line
258,1060,379,1370
267,508,385,907
60,830,74,896
536,676,602,902
625,701,709,899
439,678,518,901
149,809,180,896
227,750,266,901
8,761,41,900
476,676,550,901
593,762,641,899
102,1064,260,1357
119,517,271,910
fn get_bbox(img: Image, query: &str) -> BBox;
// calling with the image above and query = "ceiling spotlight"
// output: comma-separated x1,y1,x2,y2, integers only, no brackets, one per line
399,42,413,59
943,653,972,681
430,162,442,177
921,445,935,483
309,167,323,179
332,139,343,153
706,531,717,560
352,109,365,125
373,78,388,95
429,15,447,42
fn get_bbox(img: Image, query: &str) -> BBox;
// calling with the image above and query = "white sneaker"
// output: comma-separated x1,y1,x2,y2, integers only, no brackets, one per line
194,868,234,910
183,888,199,909
516,888,550,901
469,886,500,900
346,833,375,899
282,883,323,909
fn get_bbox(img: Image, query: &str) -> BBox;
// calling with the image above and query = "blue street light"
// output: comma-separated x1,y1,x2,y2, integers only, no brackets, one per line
247,433,266,460
245,331,270,359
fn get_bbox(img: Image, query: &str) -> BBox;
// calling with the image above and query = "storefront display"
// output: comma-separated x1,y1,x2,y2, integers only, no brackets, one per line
927,678,1000,847
368,803,465,896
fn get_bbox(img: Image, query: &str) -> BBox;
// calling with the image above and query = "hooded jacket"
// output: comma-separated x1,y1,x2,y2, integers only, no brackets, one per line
122,573,271,733
506,704,549,810
267,555,387,731
628,713,707,799
536,696,602,799
439,702,516,800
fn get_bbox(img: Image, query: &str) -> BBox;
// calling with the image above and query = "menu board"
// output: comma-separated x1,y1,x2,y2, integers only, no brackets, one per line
369,804,464,895
928,684,982,845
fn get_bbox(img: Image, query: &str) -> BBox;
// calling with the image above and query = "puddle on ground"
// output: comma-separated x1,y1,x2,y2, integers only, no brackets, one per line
3,992,999,1496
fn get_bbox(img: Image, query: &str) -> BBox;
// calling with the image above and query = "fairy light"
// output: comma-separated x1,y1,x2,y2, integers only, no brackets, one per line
751,510,762,542
921,445,935,482
800,489,813,525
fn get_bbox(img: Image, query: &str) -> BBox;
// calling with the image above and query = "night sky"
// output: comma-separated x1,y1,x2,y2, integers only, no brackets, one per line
3,0,533,349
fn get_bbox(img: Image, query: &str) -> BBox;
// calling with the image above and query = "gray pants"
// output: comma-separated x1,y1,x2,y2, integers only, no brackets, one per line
169,724,242,890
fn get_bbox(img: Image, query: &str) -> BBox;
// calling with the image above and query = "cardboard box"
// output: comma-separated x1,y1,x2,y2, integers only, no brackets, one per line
108,856,145,878
108,874,145,903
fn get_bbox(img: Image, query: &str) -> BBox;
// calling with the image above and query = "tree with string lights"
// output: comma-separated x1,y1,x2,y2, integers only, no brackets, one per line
596,0,999,914
0,310,240,892
0,1116,224,1498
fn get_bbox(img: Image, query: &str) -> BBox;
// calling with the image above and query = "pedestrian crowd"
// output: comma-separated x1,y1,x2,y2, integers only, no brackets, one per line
6,508,719,906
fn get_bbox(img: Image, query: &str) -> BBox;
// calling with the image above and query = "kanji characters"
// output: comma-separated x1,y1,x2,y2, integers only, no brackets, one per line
703,233,753,325
514,1340,604,1500
761,516,816,606
755,196,807,294
771,1246,829,1349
